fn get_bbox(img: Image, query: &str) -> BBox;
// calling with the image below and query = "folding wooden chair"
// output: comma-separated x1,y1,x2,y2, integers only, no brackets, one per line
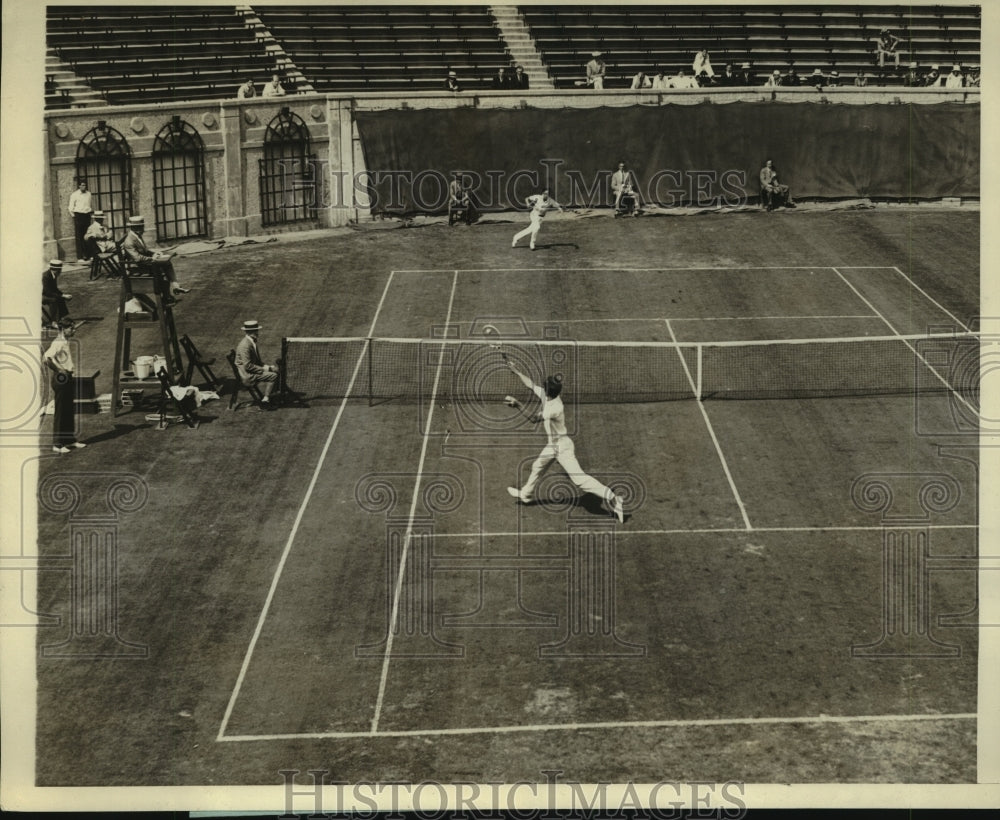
226,349,264,410
90,239,124,280
180,335,221,390
154,367,200,430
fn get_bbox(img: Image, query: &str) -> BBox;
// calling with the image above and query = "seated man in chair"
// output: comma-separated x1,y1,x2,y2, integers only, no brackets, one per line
448,171,478,225
234,319,280,410
759,159,795,210
611,161,641,216
121,215,191,301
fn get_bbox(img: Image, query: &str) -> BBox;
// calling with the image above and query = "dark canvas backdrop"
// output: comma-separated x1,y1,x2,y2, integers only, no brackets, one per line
354,102,979,212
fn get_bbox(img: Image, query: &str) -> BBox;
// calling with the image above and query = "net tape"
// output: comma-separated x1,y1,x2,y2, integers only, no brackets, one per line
280,332,981,406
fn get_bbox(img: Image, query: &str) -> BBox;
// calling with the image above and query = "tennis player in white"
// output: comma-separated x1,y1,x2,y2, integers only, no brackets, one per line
511,189,564,250
505,360,625,523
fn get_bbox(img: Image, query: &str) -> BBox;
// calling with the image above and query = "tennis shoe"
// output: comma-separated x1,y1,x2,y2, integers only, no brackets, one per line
507,486,531,503
611,495,625,524
70,441,87,449
52,446,71,454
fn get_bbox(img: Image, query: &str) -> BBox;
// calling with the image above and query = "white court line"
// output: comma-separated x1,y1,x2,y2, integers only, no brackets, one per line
217,711,976,743
830,267,979,420
665,319,753,531
428,524,978,539
392,265,838,274
891,266,972,332
448,314,880,324
215,271,399,742
370,270,460,735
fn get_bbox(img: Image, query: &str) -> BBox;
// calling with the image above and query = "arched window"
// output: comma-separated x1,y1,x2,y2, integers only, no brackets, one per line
75,121,133,234
152,117,208,241
259,108,317,226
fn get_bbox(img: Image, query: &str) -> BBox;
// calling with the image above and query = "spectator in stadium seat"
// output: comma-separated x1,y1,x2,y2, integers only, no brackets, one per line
667,69,699,90
235,320,279,409
785,66,801,87
42,260,72,327
586,52,606,89
967,65,980,87
122,215,190,300
759,159,794,210
490,66,509,90
875,28,901,69
737,63,755,86
237,78,256,99
630,70,651,90
445,70,462,92
764,69,782,88
651,68,669,89
67,178,93,262
717,64,737,86
84,210,116,257
903,62,921,86
924,65,942,87
945,64,965,89
854,71,869,87
510,64,529,90
262,74,286,97
808,68,826,90
692,48,715,79
827,70,841,87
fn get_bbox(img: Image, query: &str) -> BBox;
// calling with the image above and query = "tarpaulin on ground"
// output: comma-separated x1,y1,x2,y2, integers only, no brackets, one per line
354,102,979,213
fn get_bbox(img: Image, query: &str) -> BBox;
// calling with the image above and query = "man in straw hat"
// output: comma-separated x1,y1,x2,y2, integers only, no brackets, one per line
43,319,87,454
235,320,280,409
945,64,965,89
84,210,116,257
42,259,72,328
122,215,190,301
444,70,461,92
585,51,606,89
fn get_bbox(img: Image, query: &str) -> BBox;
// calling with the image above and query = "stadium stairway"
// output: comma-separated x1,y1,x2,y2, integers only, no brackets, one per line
489,5,554,88
45,50,106,110
237,5,314,94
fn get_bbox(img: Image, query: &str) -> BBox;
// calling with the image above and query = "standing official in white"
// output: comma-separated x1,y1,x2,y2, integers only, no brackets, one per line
511,189,564,250
505,362,625,523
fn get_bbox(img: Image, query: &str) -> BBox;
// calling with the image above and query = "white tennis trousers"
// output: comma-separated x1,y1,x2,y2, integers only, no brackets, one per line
518,436,614,503
513,211,542,246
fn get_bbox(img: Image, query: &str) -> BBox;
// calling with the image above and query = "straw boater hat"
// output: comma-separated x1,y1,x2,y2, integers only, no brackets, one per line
772,69,780,76
952,64,962,72
592,51,602,57
448,70,457,77
812,68,823,75
49,259,63,269
242,320,261,333
92,210,105,219
127,215,145,228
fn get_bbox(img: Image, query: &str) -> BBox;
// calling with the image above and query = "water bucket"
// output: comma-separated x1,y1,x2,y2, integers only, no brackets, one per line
133,356,154,379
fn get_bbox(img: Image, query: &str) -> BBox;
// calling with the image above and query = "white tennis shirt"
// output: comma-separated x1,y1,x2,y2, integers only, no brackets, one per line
532,385,568,445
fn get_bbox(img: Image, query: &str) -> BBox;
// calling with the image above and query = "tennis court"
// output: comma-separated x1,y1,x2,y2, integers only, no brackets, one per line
34,208,979,784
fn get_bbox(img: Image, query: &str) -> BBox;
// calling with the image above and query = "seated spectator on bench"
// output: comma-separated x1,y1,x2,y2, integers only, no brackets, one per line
630,70,652,90
262,74,286,98
235,320,279,409
967,65,980,87
585,52,606,89
876,28,901,69
122,215,190,301
854,71,868,87
827,70,841,87
737,63,755,86
445,70,462,92
808,68,826,89
509,64,529,90
490,66,508,90
237,78,256,99
785,66,801,87
764,69,782,88
945,64,965,89
759,160,795,210
692,49,715,79
667,70,699,90
84,210,116,257
717,64,738,86
611,161,641,215
651,68,669,89
42,259,72,327
924,65,942,87
903,62,921,86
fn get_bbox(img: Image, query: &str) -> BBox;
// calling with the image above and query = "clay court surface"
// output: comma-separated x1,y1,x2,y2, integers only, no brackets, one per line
32,207,978,784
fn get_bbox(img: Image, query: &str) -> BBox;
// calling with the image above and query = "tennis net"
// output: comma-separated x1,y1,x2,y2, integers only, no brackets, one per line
280,332,980,406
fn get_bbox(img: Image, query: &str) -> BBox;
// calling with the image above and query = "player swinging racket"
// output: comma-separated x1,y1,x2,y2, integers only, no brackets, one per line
511,189,564,250
504,358,625,523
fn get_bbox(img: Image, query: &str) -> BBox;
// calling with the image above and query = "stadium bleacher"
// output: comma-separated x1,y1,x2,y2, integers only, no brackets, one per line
44,4,980,107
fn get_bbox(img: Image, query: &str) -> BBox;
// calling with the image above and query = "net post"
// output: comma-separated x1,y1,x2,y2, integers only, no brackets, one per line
696,344,703,401
367,337,374,407
279,336,287,398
